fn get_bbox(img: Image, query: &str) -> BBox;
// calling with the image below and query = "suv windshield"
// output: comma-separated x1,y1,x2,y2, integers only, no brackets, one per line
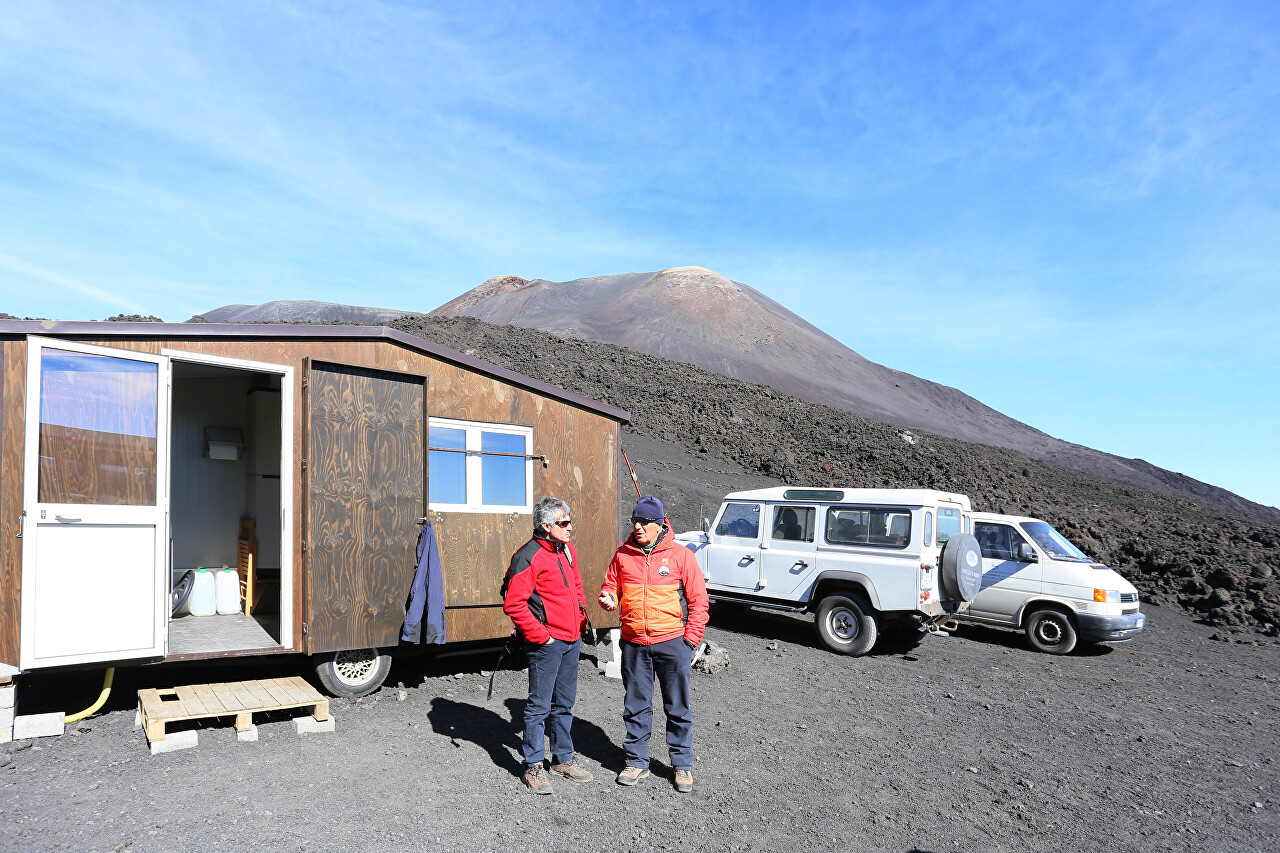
1022,521,1091,562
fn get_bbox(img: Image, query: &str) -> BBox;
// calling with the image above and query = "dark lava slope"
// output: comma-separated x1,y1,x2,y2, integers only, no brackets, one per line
388,315,1280,636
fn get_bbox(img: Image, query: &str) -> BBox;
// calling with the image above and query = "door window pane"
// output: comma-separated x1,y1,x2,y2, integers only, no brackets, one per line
39,349,158,505
716,503,760,538
428,427,467,505
480,431,526,507
826,507,912,548
771,506,815,542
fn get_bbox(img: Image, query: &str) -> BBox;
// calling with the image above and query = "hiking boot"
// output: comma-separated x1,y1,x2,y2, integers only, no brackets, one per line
551,756,593,783
522,764,553,795
674,768,693,793
616,765,651,786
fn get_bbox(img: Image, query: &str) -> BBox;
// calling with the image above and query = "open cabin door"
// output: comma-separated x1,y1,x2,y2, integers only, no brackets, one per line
303,360,426,654
20,337,170,670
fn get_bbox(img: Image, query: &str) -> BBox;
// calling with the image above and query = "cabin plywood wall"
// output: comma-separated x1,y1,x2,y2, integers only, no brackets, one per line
0,340,22,667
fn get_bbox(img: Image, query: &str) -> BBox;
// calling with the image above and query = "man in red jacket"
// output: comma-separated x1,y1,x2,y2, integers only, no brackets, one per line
599,495,709,793
502,496,592,794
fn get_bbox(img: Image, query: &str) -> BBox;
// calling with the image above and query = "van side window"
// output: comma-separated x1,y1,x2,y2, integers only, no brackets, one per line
924,512,933,546
716,503,761,539
771,506,815,542
826,507,911,549
936,508,961,545
975,522,1029,561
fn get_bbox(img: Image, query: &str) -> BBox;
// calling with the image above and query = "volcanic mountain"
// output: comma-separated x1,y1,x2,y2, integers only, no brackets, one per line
431,267,1278,522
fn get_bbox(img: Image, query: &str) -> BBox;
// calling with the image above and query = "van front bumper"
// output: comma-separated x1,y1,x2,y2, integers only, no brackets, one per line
1077,611,1146,643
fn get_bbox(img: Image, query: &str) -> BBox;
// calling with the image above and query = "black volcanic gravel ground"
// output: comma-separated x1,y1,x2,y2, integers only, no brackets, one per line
389,316,1280,637
4,604,1276,852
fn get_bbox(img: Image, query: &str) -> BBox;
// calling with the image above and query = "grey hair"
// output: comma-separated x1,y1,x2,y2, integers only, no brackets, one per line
534,495,571,531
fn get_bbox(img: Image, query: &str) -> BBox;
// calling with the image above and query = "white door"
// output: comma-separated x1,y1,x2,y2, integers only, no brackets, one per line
20,337,170,670
759,504,818,597
706,501,762,590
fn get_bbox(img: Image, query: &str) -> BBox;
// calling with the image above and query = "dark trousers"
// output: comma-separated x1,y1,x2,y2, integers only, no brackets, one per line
522,637,582,767
621,636,694,770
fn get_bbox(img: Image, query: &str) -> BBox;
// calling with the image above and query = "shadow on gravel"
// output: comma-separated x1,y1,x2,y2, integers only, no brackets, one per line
427,697,625,777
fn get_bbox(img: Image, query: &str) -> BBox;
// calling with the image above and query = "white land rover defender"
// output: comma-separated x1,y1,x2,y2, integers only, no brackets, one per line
676,487,984,656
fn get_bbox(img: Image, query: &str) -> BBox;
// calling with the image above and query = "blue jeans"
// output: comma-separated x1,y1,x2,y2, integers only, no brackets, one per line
522,637,582,767
621,636,694,770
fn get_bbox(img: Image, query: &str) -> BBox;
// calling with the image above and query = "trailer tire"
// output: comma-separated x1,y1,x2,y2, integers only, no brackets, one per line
939,533,983,602
314,648,392,698
1024,608,1078,655
814,593,879,656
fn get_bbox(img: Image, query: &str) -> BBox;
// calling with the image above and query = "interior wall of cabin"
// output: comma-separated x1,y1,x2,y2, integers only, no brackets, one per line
170,372,254,569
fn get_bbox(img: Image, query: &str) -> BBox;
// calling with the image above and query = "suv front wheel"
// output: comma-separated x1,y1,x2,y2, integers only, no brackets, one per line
815,593,879,656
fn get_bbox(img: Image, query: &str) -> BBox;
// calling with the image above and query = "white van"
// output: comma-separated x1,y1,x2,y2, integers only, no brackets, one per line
963,512,1145,654
677,487,984,656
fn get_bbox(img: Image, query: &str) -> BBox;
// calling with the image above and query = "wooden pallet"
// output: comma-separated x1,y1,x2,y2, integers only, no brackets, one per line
138,676,330,742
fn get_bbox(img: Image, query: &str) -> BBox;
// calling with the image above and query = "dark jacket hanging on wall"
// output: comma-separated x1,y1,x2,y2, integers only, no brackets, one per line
402,522,446,644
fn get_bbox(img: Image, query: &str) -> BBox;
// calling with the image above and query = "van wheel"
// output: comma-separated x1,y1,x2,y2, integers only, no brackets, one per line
314,648,392,698
1024,609,1078,655
815,594,879,656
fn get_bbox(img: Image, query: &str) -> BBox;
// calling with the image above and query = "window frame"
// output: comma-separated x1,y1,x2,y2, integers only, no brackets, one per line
427,417,534,514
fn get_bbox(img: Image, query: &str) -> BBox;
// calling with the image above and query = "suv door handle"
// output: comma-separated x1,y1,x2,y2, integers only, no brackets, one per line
741,556,754,564
795,561,808,569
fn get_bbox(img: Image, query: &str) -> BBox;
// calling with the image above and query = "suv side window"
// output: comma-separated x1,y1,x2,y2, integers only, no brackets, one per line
716,503,761,539
826,507,911,549
770,505,815,542
975,522,1029,561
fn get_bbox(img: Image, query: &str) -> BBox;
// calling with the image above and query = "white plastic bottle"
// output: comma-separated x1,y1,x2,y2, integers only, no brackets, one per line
215,568,242,615
189,569,217,617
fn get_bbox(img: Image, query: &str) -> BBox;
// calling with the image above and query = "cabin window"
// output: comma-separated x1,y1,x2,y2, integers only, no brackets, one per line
428,418,533,513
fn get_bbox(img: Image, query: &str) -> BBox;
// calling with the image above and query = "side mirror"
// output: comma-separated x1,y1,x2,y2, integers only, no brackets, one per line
701,517,712,534
1016,542,1037,563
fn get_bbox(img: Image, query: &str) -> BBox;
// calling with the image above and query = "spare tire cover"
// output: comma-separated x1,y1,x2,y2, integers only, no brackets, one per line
939,533,983,601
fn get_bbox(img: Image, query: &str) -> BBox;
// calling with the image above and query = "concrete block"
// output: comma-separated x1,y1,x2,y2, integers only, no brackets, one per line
0,684,14,709
13,712,64,740
599,628,622,680
295,714,336,735
0,706,13,729
0,727,11,744
236,725,259,742
149,729,198,755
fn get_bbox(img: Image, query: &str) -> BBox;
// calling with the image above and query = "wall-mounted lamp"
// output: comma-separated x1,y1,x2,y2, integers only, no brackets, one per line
204,427,245,461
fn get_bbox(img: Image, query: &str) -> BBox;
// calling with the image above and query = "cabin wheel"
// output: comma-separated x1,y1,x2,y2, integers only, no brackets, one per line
314,648,392,698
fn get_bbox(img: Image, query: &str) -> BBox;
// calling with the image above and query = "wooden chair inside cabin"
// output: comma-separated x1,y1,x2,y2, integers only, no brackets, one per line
237,518,269,616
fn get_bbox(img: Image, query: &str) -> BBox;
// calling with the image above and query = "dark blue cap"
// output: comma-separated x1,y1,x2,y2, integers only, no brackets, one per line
632,495,665,524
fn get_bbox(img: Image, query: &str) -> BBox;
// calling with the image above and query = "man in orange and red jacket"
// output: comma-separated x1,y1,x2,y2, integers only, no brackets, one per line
598,494,709,793
502,496,593,794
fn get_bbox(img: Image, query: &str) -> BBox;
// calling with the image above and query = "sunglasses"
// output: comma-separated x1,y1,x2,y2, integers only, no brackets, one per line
631,517,661,526
552,519,573,528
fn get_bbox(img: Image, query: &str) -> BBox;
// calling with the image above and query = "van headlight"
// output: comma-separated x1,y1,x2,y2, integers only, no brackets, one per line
1093,589,1119,603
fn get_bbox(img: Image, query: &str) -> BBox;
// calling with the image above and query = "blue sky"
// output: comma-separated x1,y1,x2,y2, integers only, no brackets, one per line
2,1,1278,509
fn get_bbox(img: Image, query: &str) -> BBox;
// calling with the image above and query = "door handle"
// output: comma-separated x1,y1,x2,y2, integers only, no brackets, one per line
55,514,82,523
795,561,808,569
741,556,755,564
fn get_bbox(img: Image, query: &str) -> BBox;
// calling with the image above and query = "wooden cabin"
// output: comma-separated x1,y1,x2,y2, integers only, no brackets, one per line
0,322,627,694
